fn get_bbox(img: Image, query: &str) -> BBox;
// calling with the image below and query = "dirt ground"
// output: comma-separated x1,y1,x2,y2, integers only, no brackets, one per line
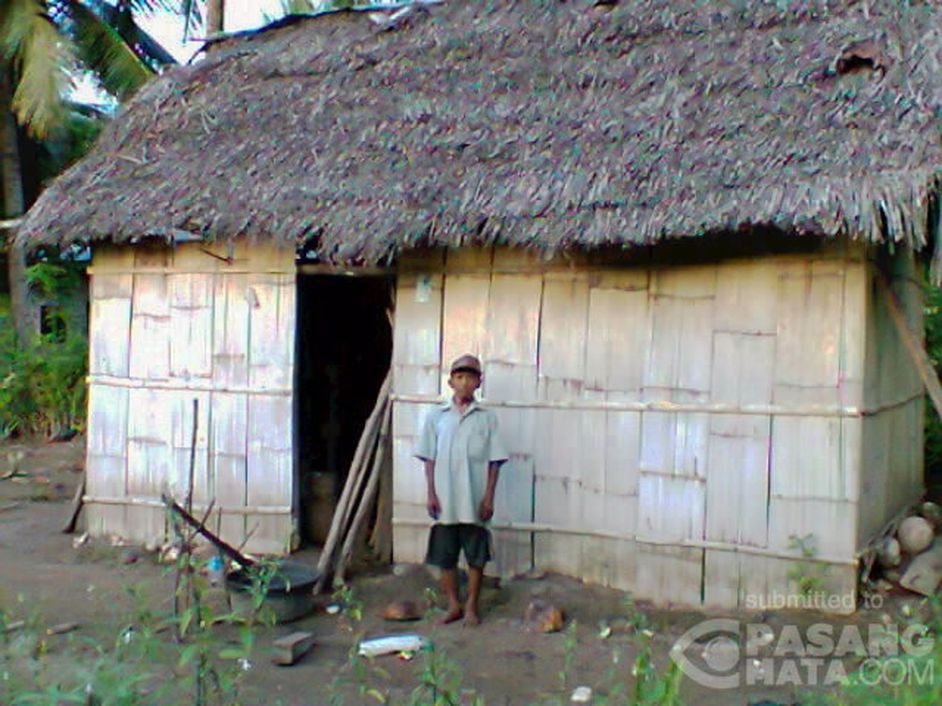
0,437,927,705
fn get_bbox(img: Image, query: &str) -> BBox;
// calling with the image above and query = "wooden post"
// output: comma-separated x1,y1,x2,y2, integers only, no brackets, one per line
337,403,392,582
878,273,942,416
314,371,391,592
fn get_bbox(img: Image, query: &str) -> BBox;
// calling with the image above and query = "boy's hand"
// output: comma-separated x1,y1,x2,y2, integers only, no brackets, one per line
426,492,441,520
478,496,494,522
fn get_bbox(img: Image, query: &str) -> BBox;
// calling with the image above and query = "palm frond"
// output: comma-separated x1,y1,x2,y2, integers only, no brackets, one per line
92,1,177,67
7,1,72,138
65,0,153,100
0,0,45,60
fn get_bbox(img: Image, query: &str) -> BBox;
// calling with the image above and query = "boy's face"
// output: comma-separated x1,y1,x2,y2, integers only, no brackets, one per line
448,370,481,400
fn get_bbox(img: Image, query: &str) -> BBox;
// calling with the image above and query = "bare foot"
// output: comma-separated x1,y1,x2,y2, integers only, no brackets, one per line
439,607,464,624
463,612,481,627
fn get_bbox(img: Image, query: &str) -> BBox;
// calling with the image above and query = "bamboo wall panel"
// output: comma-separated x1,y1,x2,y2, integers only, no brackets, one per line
247,395,293,553
714,261,779,334
248,274,295,391
212,273,251,388
393,270,442,396
484,272,541,401
773,265,843,407
128,274,170,380
87,244,296,552
125,388,171,542
89,274,132,377
637,473,705,542
389,245,907,610
634,544,703,606
391,255,444,565
169,274,213,379
85,384,129,536
210,391,249,544
585,285,649,396
604,411,640,497
538,275,589,399
440,270,490,394
168,391,211,507
491,455,535,576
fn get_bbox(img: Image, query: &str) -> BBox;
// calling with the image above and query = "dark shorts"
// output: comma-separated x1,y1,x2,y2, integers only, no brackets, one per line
425,523,492,569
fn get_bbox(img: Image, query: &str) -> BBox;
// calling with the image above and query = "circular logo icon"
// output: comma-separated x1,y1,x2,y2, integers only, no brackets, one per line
670,618,742,689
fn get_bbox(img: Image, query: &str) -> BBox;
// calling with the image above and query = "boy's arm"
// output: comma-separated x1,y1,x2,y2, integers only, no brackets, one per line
424,459,441,520
479,461,501,522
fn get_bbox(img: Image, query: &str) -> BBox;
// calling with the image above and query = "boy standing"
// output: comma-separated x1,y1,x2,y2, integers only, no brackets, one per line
415,354,508,626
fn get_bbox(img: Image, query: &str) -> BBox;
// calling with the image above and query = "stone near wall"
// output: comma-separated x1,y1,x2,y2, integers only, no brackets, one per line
900,541,942,597
898,517,934,555
877,537,902,568
920,502,942,529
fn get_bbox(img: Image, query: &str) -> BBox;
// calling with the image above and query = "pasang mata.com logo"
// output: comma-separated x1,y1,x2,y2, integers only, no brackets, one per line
670,617,935,689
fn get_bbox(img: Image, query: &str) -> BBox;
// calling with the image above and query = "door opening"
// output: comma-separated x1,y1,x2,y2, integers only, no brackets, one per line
295,274,393,547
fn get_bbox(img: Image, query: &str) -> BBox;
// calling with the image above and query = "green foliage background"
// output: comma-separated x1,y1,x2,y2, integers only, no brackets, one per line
0,262,87,438
925,284,942,482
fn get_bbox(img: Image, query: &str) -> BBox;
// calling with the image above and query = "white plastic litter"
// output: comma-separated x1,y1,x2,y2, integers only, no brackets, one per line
357,634,429,658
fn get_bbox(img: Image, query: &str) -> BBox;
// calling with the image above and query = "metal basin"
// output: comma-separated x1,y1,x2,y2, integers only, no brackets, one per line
225,560,320,624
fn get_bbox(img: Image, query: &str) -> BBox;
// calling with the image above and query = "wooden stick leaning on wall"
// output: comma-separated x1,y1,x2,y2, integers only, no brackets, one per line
314,371,391,593
336,403,392,583
878,273,942,417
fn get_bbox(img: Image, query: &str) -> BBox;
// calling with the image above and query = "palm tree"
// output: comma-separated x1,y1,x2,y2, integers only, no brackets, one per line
0,1,182,342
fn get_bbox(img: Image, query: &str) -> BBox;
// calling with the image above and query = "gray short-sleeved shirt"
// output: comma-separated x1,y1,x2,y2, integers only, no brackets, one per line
415,400,509,525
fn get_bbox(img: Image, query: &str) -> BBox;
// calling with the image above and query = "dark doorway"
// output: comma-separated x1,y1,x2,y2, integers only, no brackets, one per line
295,274,393,547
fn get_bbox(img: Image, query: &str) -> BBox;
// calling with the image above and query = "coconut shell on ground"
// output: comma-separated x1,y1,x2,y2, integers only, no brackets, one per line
381,600,421,621
898,516,934,555
524,599,564,633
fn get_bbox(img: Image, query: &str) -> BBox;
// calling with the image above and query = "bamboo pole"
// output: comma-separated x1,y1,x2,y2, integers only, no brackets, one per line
390,518,859,567
314,371,391,592
389,393,923,418
337,403,392,582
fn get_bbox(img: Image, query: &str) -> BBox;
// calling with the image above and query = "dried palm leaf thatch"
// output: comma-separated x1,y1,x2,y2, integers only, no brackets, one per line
17,0,942,271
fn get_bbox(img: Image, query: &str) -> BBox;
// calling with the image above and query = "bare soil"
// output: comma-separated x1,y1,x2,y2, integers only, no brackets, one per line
0,437,920,705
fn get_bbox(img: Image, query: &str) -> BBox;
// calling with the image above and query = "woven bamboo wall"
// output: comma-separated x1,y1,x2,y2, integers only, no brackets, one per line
390,243,896,610
85,242,295,554
857,248,925,546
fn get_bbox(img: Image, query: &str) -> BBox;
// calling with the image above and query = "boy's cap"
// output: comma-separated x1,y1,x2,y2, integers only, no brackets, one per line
450,354,483,375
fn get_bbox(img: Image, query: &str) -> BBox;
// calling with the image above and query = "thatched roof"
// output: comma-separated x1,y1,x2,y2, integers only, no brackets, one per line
17,0,942,266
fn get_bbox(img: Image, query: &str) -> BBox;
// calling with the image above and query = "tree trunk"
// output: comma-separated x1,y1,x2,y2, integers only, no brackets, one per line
0,67,31,345
205,0,224,35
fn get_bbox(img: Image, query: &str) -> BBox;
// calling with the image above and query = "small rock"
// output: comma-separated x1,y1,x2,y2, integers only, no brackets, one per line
920,502,942,528
875,579,894,593
900,540,942,596
524,599,564,633
121,550,140,565
382,600,421,621
877,537,902,568
898,517,934,555
570,685,593,704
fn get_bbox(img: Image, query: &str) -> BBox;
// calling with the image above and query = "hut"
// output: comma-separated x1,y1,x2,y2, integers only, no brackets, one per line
16,0,942,610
